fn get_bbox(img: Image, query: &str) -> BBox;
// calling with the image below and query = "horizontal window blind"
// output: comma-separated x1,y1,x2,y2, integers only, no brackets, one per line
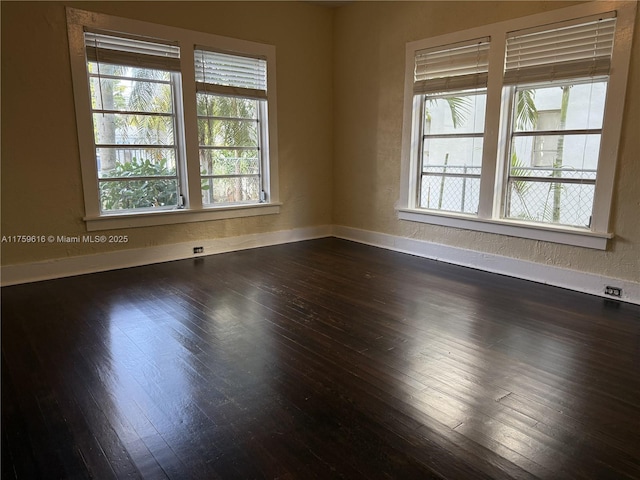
85,32,181,71
414,38,490,94
195,49,267,99
504,14,616,85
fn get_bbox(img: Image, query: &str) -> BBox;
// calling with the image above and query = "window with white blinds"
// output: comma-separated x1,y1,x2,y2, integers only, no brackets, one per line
194,49,270,206
411,38,490,215
194,49,267,99
414,38,490,94
67,8,280,229
399,2,635,249
502,14,618,229
84,31,182,213
504,14,616,85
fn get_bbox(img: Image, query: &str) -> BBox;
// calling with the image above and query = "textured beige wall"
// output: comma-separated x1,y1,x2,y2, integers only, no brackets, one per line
1,1,334,265
333,1,640,283
3,1,639,284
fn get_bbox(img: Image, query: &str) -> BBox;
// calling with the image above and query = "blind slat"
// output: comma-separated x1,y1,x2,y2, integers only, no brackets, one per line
508,22,615,47
415,52,490,75
195,82,267,100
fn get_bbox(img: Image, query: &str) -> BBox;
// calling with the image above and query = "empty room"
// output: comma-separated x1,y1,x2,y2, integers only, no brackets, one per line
2,1,639,478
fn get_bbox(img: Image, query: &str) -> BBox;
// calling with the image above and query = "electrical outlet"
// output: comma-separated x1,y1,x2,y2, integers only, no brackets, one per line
193,246,204,254
604,286,622,297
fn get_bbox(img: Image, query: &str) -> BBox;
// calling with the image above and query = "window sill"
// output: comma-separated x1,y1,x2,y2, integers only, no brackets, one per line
85,203,281,231
397,208,612,250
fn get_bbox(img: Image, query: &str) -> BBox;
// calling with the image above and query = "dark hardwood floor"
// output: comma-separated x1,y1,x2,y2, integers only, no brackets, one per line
2,238,640,479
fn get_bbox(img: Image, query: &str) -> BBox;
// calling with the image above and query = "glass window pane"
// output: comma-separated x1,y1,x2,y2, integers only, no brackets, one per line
420,174,480,214
88,62,171,82
196,92,263,206
97,148,176,178
99,179,178,211
507,79,603,228
87,54,182,214
424,91,486,135
199,149,260,176
197,119,259,147
505,180,594,227
196,93,258,118
93,113,175,146
513,81,607,132
201,176,260,205
510,134,601,174
423,137,484,169
89,76,173,113
420,90,485,215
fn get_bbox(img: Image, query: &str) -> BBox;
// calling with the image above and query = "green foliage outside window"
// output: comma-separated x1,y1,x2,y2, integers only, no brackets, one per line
100,157,177,211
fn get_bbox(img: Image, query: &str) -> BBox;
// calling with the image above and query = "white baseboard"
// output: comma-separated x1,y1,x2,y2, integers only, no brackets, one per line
3,223,638,305
1,225,332,287
332,225,640,305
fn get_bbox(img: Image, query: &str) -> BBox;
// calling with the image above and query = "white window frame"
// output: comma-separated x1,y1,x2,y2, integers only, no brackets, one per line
67,8,280,231
398,2,636,250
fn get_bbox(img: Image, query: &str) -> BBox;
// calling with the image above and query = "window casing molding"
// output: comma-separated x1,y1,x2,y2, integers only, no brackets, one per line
66,8,280,230
398,1,636,250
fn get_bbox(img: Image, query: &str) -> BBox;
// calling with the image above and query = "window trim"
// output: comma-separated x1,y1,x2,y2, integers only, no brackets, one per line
66,8,280,229
398,1,636,250
83,203,282,232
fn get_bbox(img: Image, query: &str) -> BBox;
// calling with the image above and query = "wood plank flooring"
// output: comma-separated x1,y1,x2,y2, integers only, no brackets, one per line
2,237,640,479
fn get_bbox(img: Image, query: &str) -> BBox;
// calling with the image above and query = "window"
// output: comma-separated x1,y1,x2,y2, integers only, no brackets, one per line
194,49,268,206
502,16,615,228
399,2,636,249
67,8,280,230
85,33,183,213
505,81,606,227
419,88,486,214
413,39,489,214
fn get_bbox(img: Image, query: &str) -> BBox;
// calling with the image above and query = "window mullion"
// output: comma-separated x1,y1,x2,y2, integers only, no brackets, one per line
179,43,203,210
477,33,506,220
257,100,267,202
170,71,188,208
